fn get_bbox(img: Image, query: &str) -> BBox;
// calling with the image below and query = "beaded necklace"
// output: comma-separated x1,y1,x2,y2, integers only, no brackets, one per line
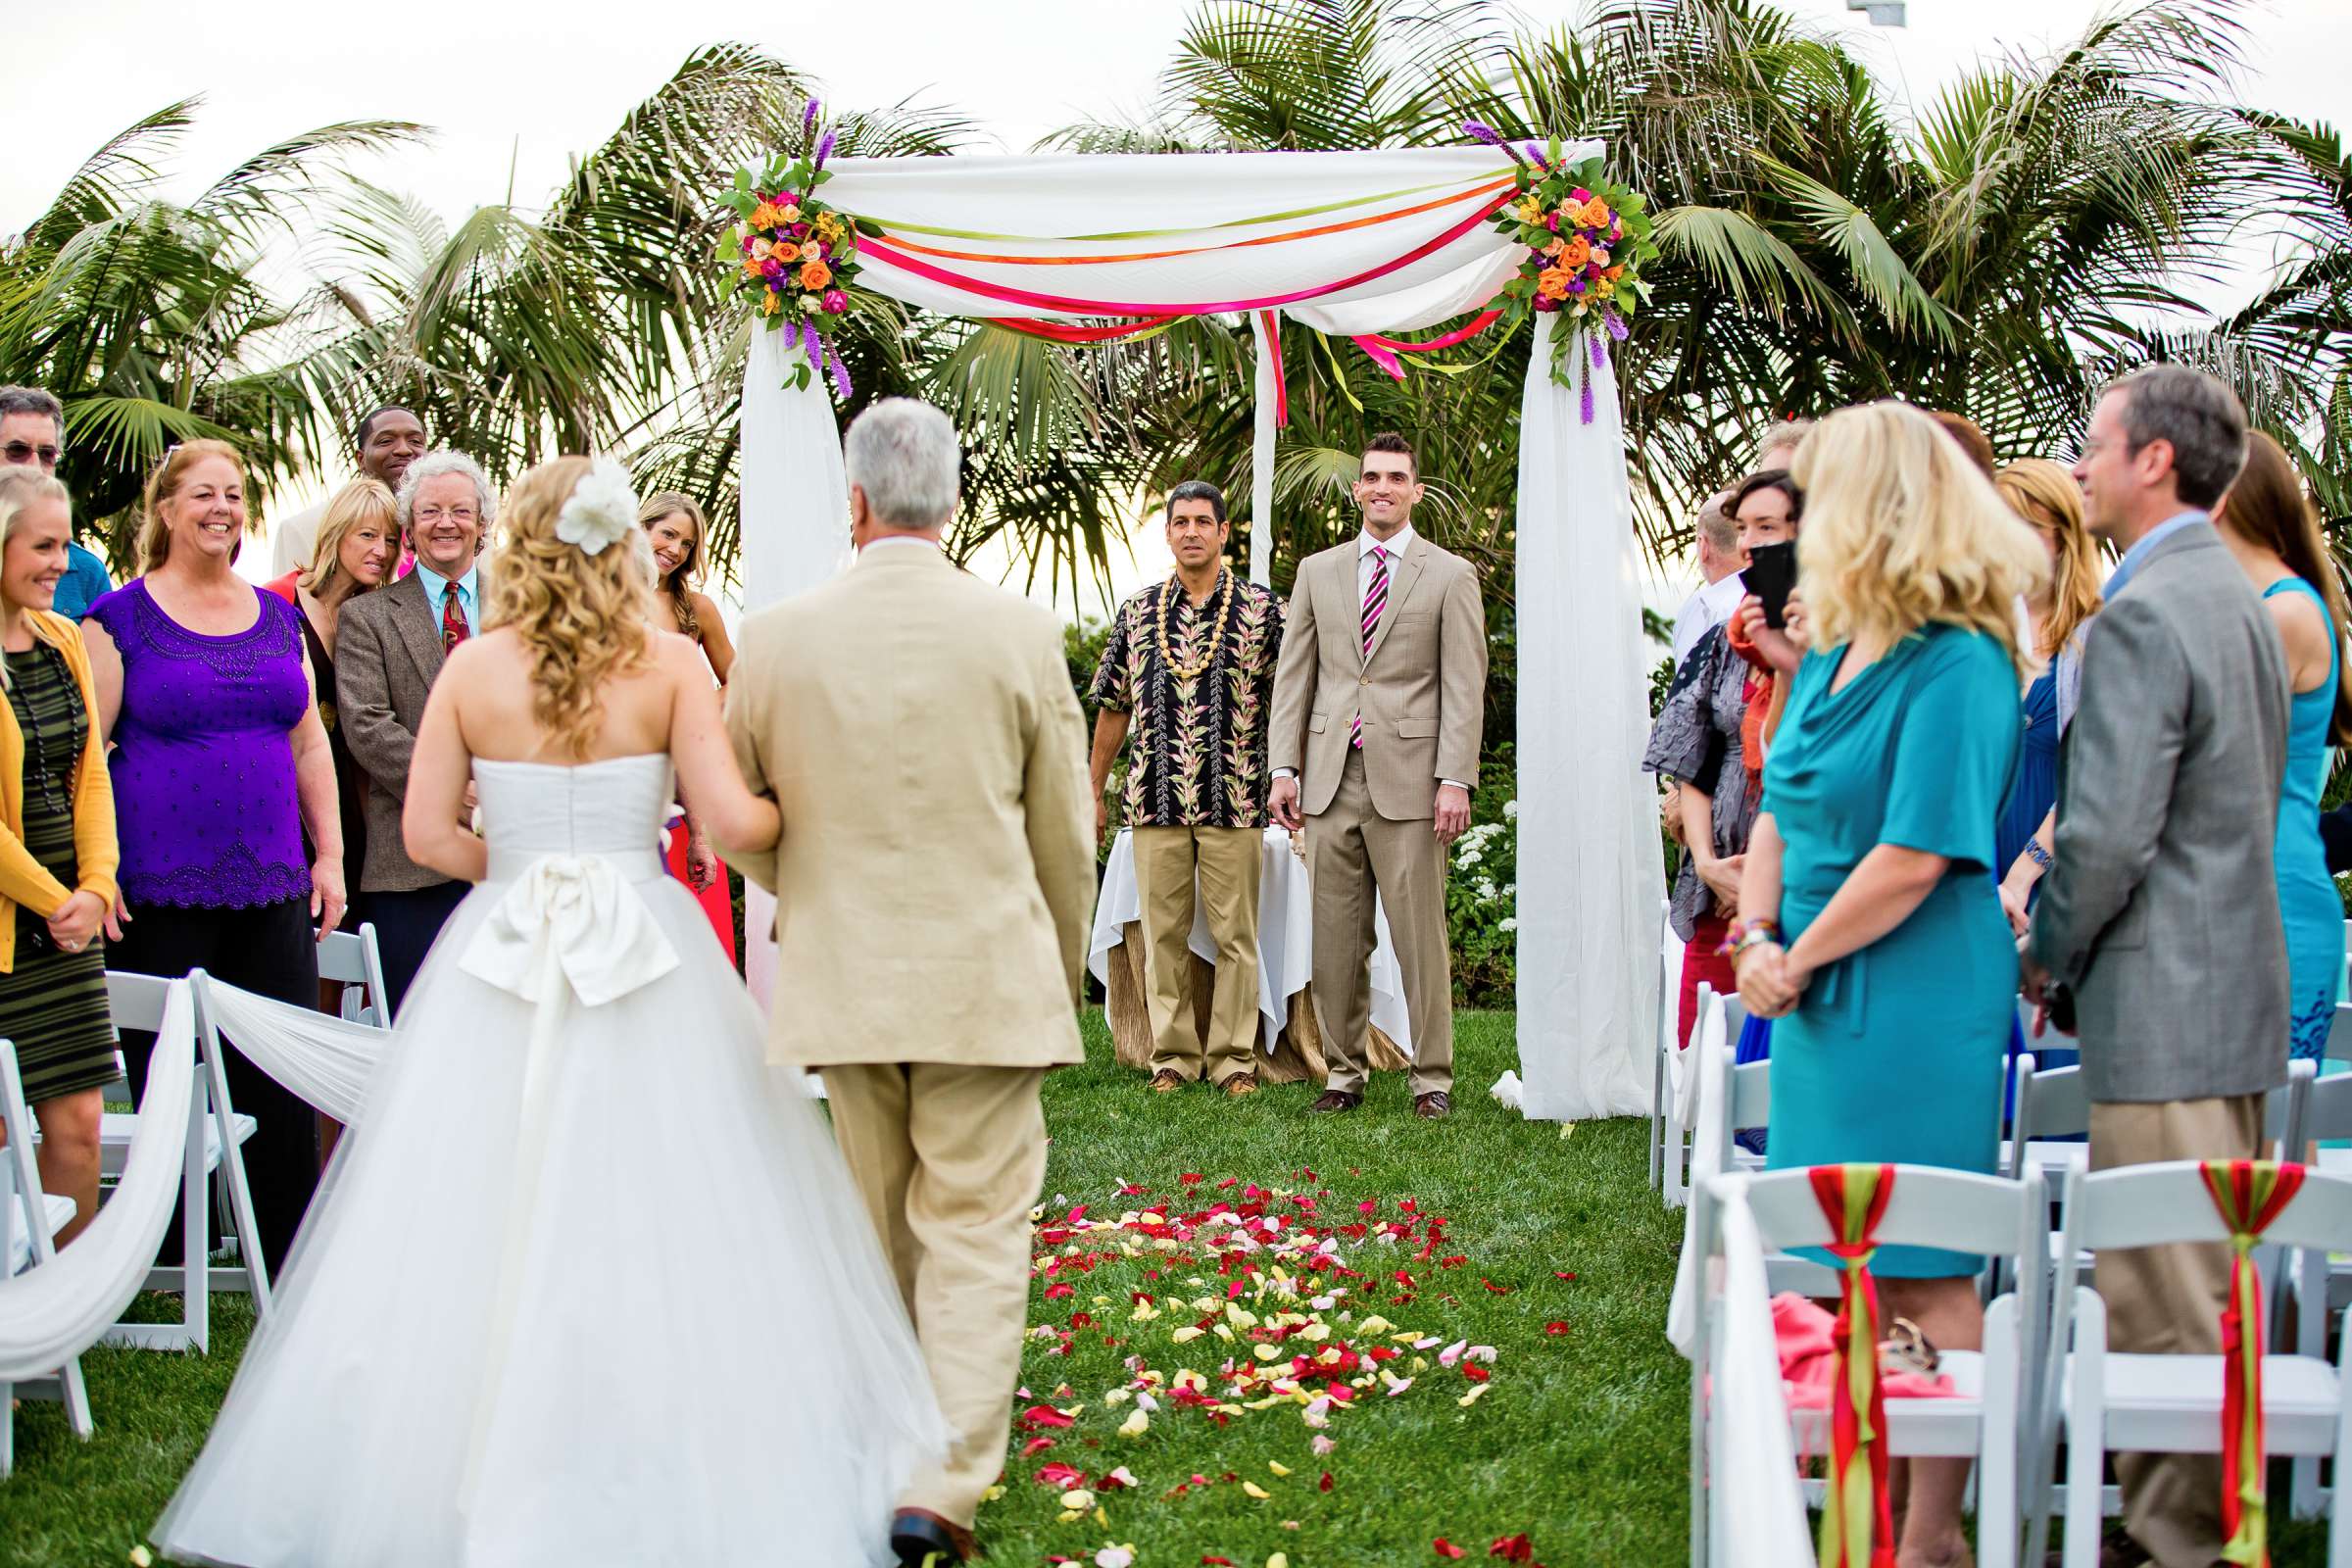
1154,568,1231,682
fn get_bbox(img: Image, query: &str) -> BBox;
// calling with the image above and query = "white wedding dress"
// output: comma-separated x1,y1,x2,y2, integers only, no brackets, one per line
154,754,948,1567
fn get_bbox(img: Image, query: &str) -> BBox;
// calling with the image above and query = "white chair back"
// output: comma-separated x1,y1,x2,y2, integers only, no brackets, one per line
2326,1000,2352,1064
1719,1162,2047,1568
0,1040,94,1470
318,924,389,1028
2058,1157,2352,1257
104,971,171,1034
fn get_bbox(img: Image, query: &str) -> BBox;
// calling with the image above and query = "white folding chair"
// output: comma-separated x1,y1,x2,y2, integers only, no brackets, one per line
1680,1023,1837,1568
1709,1162,2048,1568
1664,983,1752,1209
2033,1159,2352,1568
0,1039,93,1474
2291,1066,2352,1515
1649,898,1677,1192
90,970,270,1352
318,923,388,1028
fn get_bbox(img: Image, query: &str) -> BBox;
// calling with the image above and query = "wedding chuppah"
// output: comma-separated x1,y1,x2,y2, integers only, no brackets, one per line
730,136,1664,1122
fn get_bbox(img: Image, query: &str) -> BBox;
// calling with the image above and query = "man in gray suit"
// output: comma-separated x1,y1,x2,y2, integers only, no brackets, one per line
2027,364,2286,1568
337,449,494,1016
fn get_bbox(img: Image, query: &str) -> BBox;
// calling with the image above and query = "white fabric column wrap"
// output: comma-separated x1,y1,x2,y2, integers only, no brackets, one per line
1250,311,1277,587
202,980,389,1128
738,327,855,1011
1514,313,1663,1119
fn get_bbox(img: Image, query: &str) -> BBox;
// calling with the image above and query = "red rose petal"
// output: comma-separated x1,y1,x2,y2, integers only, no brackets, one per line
1319,1471,1335,1492
1544,1321,1570,1336
1020,1437,1056,1457
1436,1541,1468,1559
1490,1535,1536,1562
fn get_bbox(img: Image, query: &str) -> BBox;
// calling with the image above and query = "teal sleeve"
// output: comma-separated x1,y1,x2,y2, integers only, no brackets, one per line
1880,633,2021,870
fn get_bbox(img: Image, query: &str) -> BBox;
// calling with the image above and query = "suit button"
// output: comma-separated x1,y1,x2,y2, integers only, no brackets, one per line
1359,674,1369,685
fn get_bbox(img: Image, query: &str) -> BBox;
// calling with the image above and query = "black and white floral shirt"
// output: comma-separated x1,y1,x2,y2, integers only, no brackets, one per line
1092,572,1285,829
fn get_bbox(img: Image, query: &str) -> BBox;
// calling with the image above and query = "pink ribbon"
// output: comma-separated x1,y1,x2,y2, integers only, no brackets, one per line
1349,308,1504,380
856,193,1512,318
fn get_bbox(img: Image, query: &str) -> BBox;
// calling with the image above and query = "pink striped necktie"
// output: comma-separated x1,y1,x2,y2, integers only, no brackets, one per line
1351,543,1388,749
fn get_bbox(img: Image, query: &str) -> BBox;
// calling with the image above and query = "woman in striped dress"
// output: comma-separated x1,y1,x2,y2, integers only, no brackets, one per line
0,468,120,1247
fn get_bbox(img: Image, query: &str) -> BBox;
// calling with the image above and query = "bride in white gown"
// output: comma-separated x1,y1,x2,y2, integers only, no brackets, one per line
153,457,947,1567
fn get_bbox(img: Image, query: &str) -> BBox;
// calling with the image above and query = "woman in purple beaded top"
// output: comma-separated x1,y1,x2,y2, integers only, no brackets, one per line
82,439,347,1276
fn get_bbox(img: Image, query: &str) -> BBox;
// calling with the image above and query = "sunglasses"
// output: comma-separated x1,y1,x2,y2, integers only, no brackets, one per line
2,442,61,468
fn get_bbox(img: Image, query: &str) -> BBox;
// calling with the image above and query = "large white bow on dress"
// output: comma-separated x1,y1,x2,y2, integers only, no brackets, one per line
454,852,677,1517
458,853,678,1006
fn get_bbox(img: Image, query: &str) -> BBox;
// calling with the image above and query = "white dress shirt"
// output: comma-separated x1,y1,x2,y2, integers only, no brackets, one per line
1670,572,1746,666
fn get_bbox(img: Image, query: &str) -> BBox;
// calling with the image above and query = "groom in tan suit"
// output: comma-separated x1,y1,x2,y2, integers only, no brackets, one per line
1269,432,1486,1119
720,400,1095,1567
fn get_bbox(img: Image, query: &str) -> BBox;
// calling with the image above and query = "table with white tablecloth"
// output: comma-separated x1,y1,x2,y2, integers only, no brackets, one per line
1086,827,1413,1082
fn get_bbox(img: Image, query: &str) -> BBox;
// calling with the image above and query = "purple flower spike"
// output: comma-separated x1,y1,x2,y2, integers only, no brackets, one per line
1580,368,1595,424
1605,308,1630,343
1591,330,1606,366
804,99,821,135
801,320,819,367
1524,141,1550,172
814,129,836,170
1462,121,1501,145
829,353,852,400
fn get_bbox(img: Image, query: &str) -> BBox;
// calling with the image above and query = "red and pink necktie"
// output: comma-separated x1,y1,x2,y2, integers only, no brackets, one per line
1351,543,1388,750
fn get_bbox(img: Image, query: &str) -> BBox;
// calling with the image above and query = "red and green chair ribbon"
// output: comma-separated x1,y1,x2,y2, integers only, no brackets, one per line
2198,1158,2306,1568
1809,1163,1899,1568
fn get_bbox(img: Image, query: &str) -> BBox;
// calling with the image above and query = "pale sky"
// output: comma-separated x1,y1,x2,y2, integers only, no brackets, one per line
20,0,2349,616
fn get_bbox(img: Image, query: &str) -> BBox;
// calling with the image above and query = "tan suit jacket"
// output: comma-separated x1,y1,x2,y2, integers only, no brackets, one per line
720,543,1095,1068
1268,533,1487,820
336,566,491,893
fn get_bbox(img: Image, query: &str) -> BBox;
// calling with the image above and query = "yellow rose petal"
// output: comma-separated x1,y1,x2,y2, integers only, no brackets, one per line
1268,1460,1292,1476
1243,1481,1272,1499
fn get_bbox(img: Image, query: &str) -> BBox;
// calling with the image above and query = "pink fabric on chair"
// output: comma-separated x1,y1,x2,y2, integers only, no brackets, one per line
1773,1293,1957,1408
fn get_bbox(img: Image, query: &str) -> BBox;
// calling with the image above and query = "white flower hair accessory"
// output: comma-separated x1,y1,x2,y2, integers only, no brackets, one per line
556,459,639,557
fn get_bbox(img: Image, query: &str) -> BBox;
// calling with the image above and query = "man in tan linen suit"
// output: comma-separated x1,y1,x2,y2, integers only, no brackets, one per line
719,400,1094,1568
1268,432,1486,1119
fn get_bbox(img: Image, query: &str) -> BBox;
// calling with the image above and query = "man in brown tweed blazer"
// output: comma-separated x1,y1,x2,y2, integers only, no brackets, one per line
1269,432,1487,1119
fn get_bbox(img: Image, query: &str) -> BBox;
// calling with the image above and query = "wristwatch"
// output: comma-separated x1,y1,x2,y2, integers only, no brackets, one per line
2024,839,2052,870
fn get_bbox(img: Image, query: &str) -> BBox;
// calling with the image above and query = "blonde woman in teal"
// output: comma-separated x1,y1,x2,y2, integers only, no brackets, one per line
1731,401,2045,1568
2214,430,2351,1062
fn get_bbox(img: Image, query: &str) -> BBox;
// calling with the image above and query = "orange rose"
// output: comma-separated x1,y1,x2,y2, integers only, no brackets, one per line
1604,264,1626,281
772,240,801,266
1580,198,1613,230
1559,235,1592,270
799,258,833,290
1537,267,1573,300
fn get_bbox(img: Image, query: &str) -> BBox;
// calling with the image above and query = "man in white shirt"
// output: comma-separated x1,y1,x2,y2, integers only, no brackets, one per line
270,406,427,576
1669,493,1744,667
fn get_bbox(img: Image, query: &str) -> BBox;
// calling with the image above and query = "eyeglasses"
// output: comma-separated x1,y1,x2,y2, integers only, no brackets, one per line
2,442,61,469
413,506,478,526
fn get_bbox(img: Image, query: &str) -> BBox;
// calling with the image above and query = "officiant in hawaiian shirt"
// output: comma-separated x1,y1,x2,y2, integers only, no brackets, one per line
1089,481,1285,1099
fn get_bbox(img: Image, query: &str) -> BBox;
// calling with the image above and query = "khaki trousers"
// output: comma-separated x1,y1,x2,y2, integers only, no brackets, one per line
822,1061,1050,1529
1304,750,1454,1098
1132,825,1264,1085
2089,1094,2265,1568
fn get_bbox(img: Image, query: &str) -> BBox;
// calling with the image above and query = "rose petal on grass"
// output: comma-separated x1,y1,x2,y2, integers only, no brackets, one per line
1544,1321,1570,1336
1436,1541,1468,1559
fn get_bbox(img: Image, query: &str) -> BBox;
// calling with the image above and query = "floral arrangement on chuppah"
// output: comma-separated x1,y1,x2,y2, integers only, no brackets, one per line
722,102,862,395
1468,126,1657,421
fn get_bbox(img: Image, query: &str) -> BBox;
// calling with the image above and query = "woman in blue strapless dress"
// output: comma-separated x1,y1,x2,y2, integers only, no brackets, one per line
2216,433,2351,1062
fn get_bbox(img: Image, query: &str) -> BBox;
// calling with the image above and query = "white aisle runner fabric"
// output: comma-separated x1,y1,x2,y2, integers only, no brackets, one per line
1085,826,1412,1059
0,981,196,1381
1710,1178,1817,1568
201,981,391,1128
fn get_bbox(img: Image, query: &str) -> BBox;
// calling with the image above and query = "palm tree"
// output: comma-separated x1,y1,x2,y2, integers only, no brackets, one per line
0,104,420,564
1014,0,2333,583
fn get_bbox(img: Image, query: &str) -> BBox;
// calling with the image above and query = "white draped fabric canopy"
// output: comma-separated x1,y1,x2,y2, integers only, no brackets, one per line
738,144,1661,1119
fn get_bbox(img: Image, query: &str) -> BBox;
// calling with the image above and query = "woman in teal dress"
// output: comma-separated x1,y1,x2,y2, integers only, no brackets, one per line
2215,431,2351,1061
1730,402,2044,1568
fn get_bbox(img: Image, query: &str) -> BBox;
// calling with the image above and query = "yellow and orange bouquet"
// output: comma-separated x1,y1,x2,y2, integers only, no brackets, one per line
1470,130,1655,415
721,102,864,394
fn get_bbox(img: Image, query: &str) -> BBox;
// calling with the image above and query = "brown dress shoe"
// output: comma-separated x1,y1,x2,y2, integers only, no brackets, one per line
1307,1089,1361,1114
891,1507,978,1565
1150,1069,1188,1093
1414,1091,1452,1119
1221,1073,1258,1098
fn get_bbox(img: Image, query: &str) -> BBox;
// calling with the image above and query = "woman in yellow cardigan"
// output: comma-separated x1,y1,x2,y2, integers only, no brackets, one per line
0,468,120,1247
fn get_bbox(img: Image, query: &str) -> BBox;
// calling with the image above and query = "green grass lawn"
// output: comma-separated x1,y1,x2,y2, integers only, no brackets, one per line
6,1010,2330,1567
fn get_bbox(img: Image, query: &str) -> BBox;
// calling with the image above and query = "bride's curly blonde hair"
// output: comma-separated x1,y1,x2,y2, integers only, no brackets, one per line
1789,402,2048,671
483,456,658,758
